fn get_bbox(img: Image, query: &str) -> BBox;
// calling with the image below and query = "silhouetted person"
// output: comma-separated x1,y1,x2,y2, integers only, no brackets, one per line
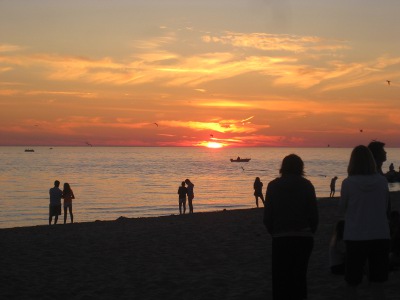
253,177,265,207
177,181,187,215
49,180,62,225
340,145,390,300
386,163,397,182
329,220,345,275
368,140,392,211
330,176,338,197
185,179,194,214
368,140,387,175
264,154,318,300
62,182,75,224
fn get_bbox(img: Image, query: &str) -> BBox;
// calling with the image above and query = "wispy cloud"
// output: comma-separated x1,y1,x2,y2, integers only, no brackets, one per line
1,30,400,96
0,89,18,95
202,32,350,53
26,90,97,98
0,44,24,53
160,120,260,134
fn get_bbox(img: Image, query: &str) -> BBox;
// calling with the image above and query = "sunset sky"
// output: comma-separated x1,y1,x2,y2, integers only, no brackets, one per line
1,0,399,147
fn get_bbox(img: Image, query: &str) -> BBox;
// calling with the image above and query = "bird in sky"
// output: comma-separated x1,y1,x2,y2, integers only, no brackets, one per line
386,80,391,86
153,122,159,127
360,129,363,133
210,134,214,138
241,166,245,171
85,141,93,147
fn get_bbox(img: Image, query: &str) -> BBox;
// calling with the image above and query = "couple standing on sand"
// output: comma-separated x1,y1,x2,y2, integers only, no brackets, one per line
49,180,75,225
177,179,194,215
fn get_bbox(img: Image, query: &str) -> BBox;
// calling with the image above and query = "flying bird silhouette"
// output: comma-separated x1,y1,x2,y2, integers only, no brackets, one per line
85,141,93,147
153,123,159,127
359,129,363,133
386,80,391,86
241,166,245,171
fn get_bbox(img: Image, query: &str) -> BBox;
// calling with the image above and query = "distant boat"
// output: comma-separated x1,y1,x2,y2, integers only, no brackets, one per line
24,149,35,152
230,158,251,162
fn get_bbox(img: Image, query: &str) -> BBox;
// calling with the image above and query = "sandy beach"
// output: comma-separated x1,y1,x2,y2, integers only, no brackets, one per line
1,193,400,300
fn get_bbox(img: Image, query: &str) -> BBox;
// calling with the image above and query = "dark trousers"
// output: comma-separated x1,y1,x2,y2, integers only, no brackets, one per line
345,239,390,285
272,236,314,300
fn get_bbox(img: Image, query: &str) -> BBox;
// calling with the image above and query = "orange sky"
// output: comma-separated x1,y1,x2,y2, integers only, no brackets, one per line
1,1,399,147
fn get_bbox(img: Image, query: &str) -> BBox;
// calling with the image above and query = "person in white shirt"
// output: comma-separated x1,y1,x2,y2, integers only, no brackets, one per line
340,145,390,300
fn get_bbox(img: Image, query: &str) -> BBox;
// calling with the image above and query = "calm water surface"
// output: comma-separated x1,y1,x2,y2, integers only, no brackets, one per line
1,147,399,228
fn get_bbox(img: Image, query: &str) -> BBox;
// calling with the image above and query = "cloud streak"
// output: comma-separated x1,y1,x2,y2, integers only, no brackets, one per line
202,32,350,53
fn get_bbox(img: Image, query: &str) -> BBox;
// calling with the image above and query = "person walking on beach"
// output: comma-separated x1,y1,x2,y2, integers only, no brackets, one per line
185,179,194,214
253,177,265,207
62,182,75,224
340,145,391,300
177,181,187,215
330,176,338,197
264,154,318,300
49,180,63,225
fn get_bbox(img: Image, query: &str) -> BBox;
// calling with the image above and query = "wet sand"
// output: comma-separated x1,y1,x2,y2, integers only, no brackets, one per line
1,193,399,299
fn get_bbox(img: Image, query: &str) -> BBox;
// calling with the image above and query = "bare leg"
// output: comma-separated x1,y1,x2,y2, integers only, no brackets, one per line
64,207,67,224
260,194,265,206
255,196,259,208
69,206,73,223
188,196,193,213
54,215,58,225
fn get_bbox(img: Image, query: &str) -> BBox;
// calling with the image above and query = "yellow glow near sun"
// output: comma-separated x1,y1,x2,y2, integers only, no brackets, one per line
206,142,223,148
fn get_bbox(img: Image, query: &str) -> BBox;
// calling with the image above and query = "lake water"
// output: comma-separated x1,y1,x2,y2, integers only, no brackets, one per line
1,147,399,229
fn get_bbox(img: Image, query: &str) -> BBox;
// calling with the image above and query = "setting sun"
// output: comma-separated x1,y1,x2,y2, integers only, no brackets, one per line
206,142,224,148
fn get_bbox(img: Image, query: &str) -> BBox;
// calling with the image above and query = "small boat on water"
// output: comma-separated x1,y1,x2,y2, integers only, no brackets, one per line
24,149,35,152
230,157,251,162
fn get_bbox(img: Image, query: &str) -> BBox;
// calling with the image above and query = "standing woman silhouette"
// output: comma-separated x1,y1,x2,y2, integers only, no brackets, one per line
62,183,75,224
264,154,318,300
185,179,195,214
253,177,265,207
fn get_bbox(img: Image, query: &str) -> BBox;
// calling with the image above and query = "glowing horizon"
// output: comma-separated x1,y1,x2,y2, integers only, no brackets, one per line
1,1,400,148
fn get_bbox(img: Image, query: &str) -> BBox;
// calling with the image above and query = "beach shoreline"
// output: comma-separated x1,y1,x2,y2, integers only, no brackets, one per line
1,193,399,299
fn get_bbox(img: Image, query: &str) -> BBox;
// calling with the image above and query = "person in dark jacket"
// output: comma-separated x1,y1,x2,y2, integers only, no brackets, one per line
177,181,187,215
264,154,318,300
